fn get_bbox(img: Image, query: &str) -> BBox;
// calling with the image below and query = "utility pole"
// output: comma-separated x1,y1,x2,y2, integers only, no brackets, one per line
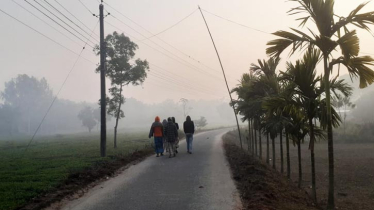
99,1,106,157
180,98,188,119
198,6,243,149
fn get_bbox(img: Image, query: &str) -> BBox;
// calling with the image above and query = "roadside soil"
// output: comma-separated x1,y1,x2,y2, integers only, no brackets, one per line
225,129,374,210
223,134,318,210
19,147,154,210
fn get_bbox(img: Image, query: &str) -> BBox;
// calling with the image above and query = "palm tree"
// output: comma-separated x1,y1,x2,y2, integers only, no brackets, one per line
231,73,257,152
266,1,374,208
265,48,351,202
250,57,281,162
284,49,351,202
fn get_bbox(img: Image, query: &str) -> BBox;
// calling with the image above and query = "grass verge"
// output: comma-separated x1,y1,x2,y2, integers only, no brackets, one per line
0,132,153,210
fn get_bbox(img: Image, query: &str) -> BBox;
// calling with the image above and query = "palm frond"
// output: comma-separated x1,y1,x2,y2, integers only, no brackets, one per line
266,30,311,57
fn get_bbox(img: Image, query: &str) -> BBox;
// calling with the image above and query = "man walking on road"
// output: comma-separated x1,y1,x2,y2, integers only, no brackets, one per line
149,116,164,157
183,116,195,154
172,117,180,153
165,117,178,158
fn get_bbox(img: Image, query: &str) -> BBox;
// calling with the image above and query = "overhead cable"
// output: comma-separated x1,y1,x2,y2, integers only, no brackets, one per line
139,9,198,41
103,2,237,83
11,0,83,47
54,0,99,36
201,8,271,34
23,20,100,154
105,20,227,83
31,0,97,46
0,8,96,64
24,0,96,48
42,0,100,42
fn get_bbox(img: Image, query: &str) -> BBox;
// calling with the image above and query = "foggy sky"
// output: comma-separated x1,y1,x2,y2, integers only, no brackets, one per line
1,0,374,104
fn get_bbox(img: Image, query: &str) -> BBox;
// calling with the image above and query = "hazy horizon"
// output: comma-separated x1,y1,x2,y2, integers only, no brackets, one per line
2,0,374,104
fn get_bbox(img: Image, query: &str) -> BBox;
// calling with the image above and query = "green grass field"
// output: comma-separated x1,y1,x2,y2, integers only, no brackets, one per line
0,131,152,210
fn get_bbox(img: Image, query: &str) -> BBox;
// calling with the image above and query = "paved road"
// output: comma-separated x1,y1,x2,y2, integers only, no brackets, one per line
61,129,241,210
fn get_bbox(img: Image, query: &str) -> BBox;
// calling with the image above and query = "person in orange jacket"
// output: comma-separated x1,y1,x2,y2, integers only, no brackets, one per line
149,116,164,157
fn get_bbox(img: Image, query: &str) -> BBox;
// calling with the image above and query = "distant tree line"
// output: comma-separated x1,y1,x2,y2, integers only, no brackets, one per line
0,74,100,136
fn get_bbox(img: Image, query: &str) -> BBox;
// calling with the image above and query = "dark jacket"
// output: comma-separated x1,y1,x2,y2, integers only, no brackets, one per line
183,117,195,134
172,117,179,130
165,121,178,142
162,119,168,136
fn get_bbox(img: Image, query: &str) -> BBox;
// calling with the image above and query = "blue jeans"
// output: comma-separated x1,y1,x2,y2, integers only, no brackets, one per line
186,134,193,152
154,137,164,154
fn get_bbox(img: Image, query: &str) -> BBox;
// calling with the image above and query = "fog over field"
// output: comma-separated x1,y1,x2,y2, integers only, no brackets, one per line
2,0,374,209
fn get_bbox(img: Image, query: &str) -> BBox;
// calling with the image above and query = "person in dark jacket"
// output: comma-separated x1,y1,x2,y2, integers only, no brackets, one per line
149,116,164,157
172,117,180,153
162,119,168,152
183,116,195,154
165,117,178,158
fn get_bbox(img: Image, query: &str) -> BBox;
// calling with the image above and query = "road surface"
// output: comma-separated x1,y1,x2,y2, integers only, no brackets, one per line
61,129,241,210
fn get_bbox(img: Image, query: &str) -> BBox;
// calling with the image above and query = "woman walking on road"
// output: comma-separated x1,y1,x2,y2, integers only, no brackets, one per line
183,116,195,154
165,117,178,158
149,116,164,157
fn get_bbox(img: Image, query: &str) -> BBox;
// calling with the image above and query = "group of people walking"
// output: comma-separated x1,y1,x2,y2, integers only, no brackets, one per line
149,116,195,158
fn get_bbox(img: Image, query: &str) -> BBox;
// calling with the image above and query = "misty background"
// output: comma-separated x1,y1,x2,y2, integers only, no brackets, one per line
1,0,374,138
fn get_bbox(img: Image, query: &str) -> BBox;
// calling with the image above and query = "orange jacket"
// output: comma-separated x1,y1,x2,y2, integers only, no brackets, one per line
149,116,164,138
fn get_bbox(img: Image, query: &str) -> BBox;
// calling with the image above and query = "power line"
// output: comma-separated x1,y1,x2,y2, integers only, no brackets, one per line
24,0,95,48
78,0,96,16
139,9,198,41
100,18,226,95
54,0,99,36
105,20,227,84
200,8,374,58
11,0,83,47
110,14,211,75
42,0,100,43
32,0,97,46
201,8,271,34
24,20,100,154
102,2,238,83
0,8,96,65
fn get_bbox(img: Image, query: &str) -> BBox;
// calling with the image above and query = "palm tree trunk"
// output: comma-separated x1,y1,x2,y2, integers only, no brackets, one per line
248,120,251,152
309,118,317,203
297,138,302,188
255,128,258,156
259,129,262,160
252,120,255,156
272,137,276,170
266,133,270,164
280,129,284,174
324,55,335,209
286,131,290,180
114,84,123,149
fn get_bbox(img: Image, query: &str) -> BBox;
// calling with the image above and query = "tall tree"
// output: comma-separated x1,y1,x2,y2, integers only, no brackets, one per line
266,1,374,208
95,32,149,148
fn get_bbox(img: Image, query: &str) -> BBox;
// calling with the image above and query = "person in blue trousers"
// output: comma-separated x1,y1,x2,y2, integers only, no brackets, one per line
149,116,164,157
183,116,195,154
